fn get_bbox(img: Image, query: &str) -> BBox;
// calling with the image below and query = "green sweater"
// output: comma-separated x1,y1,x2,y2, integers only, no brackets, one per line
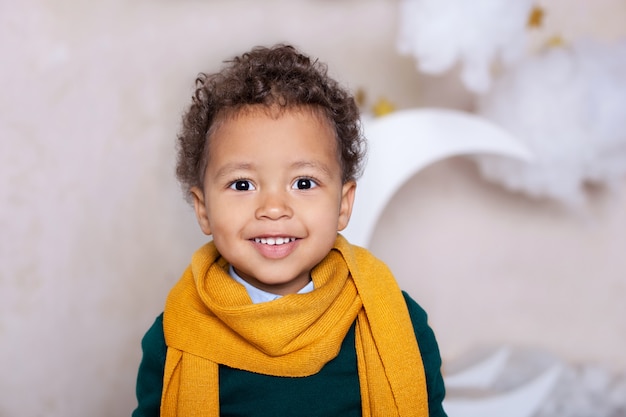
132,292,447,416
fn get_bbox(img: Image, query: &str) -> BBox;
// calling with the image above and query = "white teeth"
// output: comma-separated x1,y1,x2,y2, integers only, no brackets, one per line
254,237,295,245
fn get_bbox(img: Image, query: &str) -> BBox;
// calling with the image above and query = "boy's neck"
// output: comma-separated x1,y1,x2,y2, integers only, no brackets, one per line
228,265,314,303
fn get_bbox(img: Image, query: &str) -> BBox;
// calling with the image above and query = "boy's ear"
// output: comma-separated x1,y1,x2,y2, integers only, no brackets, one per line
337,181,357,232
190,186,212,236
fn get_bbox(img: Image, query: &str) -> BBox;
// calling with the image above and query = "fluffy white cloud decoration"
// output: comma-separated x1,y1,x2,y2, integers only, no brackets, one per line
472,39,626,206
397,0,534,93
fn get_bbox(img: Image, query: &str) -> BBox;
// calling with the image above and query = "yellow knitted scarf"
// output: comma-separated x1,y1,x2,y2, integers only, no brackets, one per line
161,235,428,416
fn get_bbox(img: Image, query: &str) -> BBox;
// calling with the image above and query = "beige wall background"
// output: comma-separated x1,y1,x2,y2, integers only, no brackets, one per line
1,0,624,415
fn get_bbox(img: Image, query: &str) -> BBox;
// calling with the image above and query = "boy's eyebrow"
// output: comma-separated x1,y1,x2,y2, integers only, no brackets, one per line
290,160,333,177
214,160,334,179
214,162,255,179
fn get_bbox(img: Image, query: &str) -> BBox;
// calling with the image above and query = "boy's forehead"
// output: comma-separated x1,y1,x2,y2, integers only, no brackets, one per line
205,105,341,164
218,104,333,127
209,104,338,147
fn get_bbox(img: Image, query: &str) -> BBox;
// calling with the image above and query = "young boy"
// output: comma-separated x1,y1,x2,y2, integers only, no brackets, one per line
133,44,447,417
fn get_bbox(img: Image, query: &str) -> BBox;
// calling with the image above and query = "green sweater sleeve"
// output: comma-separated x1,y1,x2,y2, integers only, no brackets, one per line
132,314,166,417
402,291,447,417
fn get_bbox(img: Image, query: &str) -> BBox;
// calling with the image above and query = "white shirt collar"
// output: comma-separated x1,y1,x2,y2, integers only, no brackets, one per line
229,265,314,304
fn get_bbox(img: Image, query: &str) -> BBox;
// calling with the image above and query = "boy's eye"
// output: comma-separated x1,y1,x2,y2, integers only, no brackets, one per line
230,180,255,191
292,178,317,190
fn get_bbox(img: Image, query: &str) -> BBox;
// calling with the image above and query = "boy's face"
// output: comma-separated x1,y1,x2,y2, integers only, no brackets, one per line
190,107,356,296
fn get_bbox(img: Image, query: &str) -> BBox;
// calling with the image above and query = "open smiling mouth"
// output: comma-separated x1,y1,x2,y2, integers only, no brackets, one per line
253,237,297,245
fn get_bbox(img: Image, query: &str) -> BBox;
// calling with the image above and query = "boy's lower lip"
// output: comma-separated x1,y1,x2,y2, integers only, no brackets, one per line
251,238,299,259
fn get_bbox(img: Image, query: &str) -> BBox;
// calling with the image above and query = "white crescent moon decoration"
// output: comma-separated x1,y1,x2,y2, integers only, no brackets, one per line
342,108,534,248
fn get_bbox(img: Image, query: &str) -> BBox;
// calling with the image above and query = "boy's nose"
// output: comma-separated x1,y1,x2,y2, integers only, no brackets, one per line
255,191,293,220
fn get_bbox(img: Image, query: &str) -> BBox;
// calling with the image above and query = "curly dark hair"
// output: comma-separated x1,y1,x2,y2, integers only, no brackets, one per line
175,44,366,201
